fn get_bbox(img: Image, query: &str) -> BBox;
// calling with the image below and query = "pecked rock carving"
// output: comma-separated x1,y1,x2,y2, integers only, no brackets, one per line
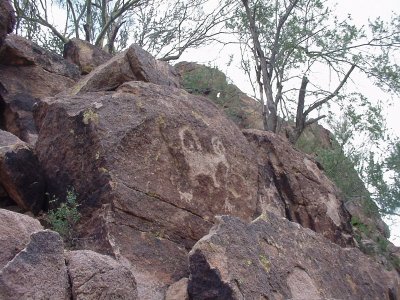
179,127,229,189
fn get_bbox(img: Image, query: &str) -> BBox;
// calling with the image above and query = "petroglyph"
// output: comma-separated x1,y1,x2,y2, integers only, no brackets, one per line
179,190,193,203
179,127,229,188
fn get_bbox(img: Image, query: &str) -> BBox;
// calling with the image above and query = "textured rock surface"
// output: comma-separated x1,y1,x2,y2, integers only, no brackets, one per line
34,81,259,296
66,250,138,299
0,130,45,213
165,278,189,300
0,230,70,300
0,0,15,46
243,129,353,246
0,208,43,269
64,38,113,75
0,35,80,143
189,214,400,300
67,44,180,95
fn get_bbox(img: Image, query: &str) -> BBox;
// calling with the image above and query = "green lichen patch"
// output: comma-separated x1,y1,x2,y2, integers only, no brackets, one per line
83,109,99,125
259,254,271,272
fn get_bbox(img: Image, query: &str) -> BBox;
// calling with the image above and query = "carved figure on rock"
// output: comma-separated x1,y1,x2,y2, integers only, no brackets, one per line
179,127,229,188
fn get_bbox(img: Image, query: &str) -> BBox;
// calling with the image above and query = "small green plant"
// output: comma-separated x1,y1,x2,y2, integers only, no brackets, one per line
376,236,389,253
350,216,370,236
47,188,81,245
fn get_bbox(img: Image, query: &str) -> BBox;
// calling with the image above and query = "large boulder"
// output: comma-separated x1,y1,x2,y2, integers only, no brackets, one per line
0,0,15,46
0,209,43,269
34,81,260,297
64,38,113,75
66,250,138,299
0,230,70,300
0,130,45,213
66,44,180,95
188,213,400,299
243,129,354,246
0,35,80,144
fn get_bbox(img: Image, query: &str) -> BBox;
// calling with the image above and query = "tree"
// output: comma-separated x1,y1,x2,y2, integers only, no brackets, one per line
131,0,235,61
13,0,146,53
230,0,400,143
367,140,400,216
12,0,235,57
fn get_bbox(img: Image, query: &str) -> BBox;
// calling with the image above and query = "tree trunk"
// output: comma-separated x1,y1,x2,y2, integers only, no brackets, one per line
242,0,277,132
289,76,309,144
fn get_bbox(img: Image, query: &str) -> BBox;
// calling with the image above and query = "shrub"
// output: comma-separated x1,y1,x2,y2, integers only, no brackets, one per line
47,188,81,245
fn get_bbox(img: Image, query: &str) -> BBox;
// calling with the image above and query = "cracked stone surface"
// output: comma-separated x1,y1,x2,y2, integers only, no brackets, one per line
63,38,113,75
0,208,43,269
243,129,353,246
62,44,180,95
0,35,80,144
34,80,260,298
66,250,137,300
0,230,70,300
188,213,400,300
0,130,45,213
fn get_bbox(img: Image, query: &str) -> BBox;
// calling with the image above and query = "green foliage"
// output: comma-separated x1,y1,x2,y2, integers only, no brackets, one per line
229,0,400,144
296,131,369,203
367,141,400,215
351,216,370,236
296,103,399,217
181,65,246,124
47,188,81,245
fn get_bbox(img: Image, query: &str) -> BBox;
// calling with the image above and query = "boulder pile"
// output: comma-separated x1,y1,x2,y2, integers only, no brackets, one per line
0,19,398,299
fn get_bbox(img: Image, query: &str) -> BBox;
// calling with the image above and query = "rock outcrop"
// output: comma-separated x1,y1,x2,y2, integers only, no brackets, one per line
66,44,180,95
66,250,138,299
0,35,80,143
0,35,397,299
64,38,113,75
0,0,15,46
0,209,139,300
34,80,260,296
0,230,71,300
0,130,45,213
0,208,43,269
243,129,353,246
188,213,399,299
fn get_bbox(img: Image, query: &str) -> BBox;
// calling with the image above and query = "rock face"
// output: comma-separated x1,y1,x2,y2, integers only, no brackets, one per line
0,35,80,143
0,130,45,213
0,230,70,300
0,0,15,46
0,36,395,299
189,213,400,300
66,250,138,299
0,209,139,300
34,80,259,296
0,208,43,269
243,129,353,246
64,38,113,75
66,44,180,95
165,278,189,300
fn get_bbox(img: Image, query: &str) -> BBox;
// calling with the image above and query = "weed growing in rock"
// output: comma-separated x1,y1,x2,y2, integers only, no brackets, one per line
47,188,81,245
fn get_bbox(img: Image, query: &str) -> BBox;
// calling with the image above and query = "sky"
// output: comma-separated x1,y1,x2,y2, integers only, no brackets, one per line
179,0,400,244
